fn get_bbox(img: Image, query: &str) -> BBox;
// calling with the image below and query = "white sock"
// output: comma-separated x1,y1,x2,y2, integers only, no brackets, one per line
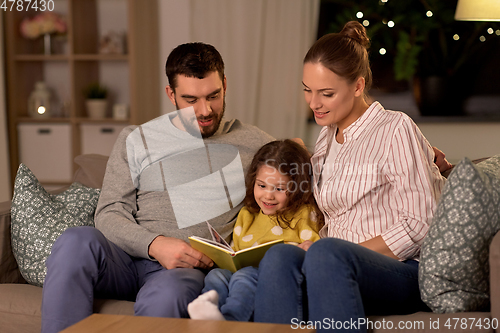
187,289,225,321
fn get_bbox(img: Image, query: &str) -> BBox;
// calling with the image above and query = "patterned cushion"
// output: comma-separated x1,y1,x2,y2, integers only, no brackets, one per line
10,164,100,287
419,155,500,313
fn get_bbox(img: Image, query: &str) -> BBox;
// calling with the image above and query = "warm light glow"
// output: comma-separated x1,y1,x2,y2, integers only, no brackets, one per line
453,34,460,40
480,35,486,42
488,27,494,34
382,19,388,24
426,11,433,17
363,20,370,26
387,20,395,27
356,12,363,19
381,0,388,3
379,48,387,55
455,0,500,21
37,106,46,115
496,29,500,35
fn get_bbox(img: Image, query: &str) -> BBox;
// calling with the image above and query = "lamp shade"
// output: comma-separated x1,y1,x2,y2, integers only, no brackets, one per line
455,0,500,21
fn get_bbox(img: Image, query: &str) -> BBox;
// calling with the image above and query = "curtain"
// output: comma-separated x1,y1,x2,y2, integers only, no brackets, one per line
0,13,11,201
189,0,320,140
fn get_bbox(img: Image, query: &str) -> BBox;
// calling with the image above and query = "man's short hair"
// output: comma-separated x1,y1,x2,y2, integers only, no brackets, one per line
165,42,225,91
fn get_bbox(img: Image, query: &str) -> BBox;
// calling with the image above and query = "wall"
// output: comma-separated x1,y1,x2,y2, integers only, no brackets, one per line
306,122,500,165
418,123,500,164
0,14,12,202
158,0,191,115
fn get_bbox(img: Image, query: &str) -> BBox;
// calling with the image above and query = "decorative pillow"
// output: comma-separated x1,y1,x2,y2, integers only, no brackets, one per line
419,155,500,313
10,164,100,287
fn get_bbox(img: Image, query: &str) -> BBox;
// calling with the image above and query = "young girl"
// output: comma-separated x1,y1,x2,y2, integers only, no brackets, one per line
187,139,324,321
254,21,447,332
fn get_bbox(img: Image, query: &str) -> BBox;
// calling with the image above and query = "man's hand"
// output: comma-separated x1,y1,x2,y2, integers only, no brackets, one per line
432,147,453,173
148,236,213,270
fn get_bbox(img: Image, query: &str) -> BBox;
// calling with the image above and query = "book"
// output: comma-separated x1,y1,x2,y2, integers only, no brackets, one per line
189,222,284,273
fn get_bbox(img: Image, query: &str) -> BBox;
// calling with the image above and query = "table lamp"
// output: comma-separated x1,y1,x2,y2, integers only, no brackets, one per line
455,0,500,21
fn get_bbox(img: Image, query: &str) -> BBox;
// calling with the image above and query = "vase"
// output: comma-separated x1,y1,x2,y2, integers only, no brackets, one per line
86,99,108,119
28,82,51,118
43,33,51,55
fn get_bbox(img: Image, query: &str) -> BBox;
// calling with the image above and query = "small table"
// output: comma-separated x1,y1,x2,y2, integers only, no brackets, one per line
61,314,316,333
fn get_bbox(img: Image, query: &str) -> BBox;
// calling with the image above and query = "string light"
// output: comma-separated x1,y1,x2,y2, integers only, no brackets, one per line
496,30,500,36
363,20,370,27
356,12,363,19
479,36,486,42
379,48,387,55
426,11,433,17
387,21,395,28
453,34,460,41
487,28,494,35
382,19,388,24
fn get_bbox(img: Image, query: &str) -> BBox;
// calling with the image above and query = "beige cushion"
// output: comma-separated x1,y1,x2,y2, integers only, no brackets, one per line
0,284,134,333
0,284,42,333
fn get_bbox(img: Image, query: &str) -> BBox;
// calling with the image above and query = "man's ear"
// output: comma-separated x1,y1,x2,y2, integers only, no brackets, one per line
166,85,176,106
354,77,365,97
223,75,227,94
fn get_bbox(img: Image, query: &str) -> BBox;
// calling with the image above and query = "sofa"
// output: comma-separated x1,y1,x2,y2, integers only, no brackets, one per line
0,154,498,333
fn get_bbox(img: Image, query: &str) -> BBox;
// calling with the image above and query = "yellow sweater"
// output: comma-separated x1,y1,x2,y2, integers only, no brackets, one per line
232,206,321,252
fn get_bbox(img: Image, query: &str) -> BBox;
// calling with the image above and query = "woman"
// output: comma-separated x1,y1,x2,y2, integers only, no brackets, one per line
254,21,447,332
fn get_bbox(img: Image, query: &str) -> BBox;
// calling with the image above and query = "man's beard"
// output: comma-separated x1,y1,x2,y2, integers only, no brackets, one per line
176,98,226,138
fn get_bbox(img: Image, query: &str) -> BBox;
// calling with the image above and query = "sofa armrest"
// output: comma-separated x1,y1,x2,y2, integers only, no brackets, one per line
0,200,25,284
489,231,500,322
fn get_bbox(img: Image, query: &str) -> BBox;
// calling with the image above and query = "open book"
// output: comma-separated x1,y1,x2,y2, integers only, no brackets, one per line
189,222,283,273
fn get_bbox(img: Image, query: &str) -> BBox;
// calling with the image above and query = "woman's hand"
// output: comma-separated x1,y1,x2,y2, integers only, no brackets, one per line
359,236,399,260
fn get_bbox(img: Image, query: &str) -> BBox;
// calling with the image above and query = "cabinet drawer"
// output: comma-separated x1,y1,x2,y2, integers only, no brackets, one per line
18,123,73,182
80,124,127,156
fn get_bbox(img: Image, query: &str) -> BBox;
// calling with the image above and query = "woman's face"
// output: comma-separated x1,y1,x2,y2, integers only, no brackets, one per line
302,62,363,129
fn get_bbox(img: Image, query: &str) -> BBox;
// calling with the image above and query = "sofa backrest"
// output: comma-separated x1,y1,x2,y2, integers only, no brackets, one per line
0,201,25,283
73,154,109,189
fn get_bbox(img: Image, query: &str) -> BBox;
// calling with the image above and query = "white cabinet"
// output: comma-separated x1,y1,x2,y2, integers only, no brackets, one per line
5,0,160,186
80,124,127,156
18,123,72,183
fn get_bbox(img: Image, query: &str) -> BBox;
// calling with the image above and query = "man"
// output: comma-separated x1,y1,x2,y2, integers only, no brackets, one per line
41,42,273,333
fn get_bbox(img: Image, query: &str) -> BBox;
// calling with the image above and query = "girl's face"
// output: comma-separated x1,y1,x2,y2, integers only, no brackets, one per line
254,165,290,215
302,62,364,130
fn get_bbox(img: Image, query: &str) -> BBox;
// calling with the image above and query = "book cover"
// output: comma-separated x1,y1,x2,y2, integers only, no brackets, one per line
189,222,283,272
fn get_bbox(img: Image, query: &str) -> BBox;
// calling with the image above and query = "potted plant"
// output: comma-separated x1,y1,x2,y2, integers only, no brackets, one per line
84,82,108,119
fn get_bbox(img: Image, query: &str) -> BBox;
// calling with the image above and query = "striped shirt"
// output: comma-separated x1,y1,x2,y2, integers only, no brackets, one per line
312,102,445,260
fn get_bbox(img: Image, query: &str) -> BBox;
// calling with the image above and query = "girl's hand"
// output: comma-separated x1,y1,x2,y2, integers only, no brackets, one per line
297,240,314,251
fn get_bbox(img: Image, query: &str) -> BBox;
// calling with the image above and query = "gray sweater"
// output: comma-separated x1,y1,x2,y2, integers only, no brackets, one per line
94,113,273,259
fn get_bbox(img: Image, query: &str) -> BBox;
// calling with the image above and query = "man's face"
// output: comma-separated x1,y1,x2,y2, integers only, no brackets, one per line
167,71,226,138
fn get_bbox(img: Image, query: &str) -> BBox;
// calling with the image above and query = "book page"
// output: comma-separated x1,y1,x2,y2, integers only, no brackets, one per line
189,236,234,253
206,221,232,250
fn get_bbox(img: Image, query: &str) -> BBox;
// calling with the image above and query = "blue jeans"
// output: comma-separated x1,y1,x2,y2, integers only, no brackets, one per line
254,238,429,332
41,226,206,333
202,266,258,321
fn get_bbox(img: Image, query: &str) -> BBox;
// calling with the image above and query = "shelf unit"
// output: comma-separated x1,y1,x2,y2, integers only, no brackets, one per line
4,0,160,186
